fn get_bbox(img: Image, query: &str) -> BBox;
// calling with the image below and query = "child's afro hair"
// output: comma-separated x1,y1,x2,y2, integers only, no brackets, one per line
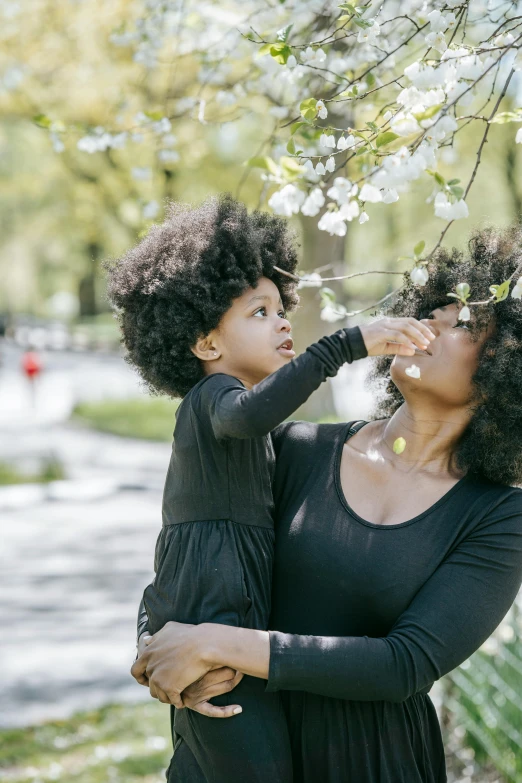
105,194,300,398
366,223,522,486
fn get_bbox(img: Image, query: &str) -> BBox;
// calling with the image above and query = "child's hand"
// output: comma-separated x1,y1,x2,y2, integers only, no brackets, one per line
181,668,244,718
359,317,436,357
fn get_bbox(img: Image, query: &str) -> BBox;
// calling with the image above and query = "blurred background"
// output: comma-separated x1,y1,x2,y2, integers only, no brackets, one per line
1,1,522,782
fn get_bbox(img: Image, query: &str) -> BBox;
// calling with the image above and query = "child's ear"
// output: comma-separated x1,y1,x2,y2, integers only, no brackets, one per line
191,335,221,363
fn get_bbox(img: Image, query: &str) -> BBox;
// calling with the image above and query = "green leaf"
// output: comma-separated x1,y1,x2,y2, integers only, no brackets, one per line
366,121,379,132
366,72,376,88
490,279,511,302
433,172,445,187
258,43,273,56
290,121,308,135
280,156,303,175
245,156,279,175
320,287,336,303
33,114,52,129
376,131,399,148
447,178,460,186
412,103,443,122
489,111,522,124
286,138,296,155
413,240,425,258
397,256,413,262
144,110,164,121
338,2,356,11
449,185,464,199
270,43,292,64
300,97,318,121
353,17,373,28
456,282,470,299
446,293,461,299
276,24,293,42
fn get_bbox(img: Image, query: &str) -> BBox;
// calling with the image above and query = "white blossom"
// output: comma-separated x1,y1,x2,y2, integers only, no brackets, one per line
357,20,380,45
410,265,429,286
458,306,471,321
50,132,64,153
427,10,455,33
327,177,354,205
434,192,469,220
297,272,323,288
359,183,382,203
158,149,179,164
382,188,399,203
319,133,336,149
131,166,152,181
337,134,355,150
301,47,326,66
318,210,348,236
325,156,335,173
143,200,160,219
287,55,297,68
315,161,326,175
316,100,328,119
268,184,305,216
405,364,421,379
390,113,422,137
339,201,360,222
302,159,315,176
216,90,237,107
427,114,458,142
359,211,369,224
301,187,325,216
425,32,447,53
321,303,346,322
511,277,522,298
516,127,522,144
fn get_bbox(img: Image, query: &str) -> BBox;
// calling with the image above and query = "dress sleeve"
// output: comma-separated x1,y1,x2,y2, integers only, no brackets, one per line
137,597,149,643
266,491,522,703
197,326,367,440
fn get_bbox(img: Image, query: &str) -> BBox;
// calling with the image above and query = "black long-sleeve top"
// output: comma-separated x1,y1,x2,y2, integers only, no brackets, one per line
263,419,522,782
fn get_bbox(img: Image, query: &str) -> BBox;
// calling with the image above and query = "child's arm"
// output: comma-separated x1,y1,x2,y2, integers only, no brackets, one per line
200,326,367,440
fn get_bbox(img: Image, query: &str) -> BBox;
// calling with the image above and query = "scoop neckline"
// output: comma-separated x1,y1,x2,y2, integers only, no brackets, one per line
334,420,470,530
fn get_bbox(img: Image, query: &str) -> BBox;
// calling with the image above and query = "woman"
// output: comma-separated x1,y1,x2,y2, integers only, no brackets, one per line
134,225,522,783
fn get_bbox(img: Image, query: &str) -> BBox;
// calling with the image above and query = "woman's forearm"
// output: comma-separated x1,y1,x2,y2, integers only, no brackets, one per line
202,624,270,680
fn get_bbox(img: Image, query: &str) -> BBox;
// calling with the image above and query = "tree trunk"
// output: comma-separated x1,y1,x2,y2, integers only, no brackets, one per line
78,242,101,316
291,215,347,422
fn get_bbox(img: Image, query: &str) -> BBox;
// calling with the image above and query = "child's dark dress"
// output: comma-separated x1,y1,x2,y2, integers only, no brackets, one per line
137,326,368,783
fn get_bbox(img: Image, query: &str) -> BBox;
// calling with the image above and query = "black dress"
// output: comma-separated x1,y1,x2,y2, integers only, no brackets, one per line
137,327,368,783
264,420,522,783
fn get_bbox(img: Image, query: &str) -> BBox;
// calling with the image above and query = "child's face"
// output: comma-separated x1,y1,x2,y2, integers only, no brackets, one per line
195,276,295,388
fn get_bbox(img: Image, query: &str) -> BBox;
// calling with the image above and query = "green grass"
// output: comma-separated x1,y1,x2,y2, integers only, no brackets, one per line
0,702,172,782
0,458,65,485
71,397,179,441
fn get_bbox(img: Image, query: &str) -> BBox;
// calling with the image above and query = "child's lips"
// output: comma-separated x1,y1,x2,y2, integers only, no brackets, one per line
277,337,295,357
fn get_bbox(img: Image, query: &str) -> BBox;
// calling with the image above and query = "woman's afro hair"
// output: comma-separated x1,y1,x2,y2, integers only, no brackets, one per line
366,223,522,486
105,194,300,398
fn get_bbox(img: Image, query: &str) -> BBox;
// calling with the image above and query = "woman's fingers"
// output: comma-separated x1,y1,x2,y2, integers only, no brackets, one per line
149,680,171,704
188,700,243,719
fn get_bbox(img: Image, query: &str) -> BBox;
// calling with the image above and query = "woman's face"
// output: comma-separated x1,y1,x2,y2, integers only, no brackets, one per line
390,302,495,407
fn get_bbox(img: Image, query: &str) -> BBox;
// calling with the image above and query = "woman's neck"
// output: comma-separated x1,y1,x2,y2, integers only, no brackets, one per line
376,405,470,476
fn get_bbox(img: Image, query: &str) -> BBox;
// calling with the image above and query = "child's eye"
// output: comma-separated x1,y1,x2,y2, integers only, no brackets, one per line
253,307,267,317
278,311,286,319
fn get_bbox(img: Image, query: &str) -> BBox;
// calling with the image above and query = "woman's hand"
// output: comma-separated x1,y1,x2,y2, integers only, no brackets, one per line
130,621,217,708
181,668,244,718
359,317,436,357
132,632,152,686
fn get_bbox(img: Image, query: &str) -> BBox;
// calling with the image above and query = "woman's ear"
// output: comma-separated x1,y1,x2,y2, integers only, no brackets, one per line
191,334,221,363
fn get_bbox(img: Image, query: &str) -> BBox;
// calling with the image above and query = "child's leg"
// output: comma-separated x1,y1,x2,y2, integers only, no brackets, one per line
174,675,292,783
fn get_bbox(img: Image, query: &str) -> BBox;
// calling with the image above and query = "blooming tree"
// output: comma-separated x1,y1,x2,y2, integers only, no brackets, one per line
20,0,522,320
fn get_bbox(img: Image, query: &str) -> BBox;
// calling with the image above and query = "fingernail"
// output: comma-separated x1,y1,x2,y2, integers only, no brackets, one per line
233,707,242,715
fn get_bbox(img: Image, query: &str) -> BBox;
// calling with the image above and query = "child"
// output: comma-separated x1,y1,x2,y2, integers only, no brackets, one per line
107,195,369,782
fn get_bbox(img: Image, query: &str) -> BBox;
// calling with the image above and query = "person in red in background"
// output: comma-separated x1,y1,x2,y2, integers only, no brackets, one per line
22,348,42,407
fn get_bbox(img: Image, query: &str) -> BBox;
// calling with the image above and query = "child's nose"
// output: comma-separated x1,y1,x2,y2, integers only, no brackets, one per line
278,317,291,332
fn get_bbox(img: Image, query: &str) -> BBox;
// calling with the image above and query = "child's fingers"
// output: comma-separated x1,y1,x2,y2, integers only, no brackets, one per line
190,700,243,719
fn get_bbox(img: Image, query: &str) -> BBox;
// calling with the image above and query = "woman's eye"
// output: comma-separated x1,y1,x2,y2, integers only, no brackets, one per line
454,322,470,329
